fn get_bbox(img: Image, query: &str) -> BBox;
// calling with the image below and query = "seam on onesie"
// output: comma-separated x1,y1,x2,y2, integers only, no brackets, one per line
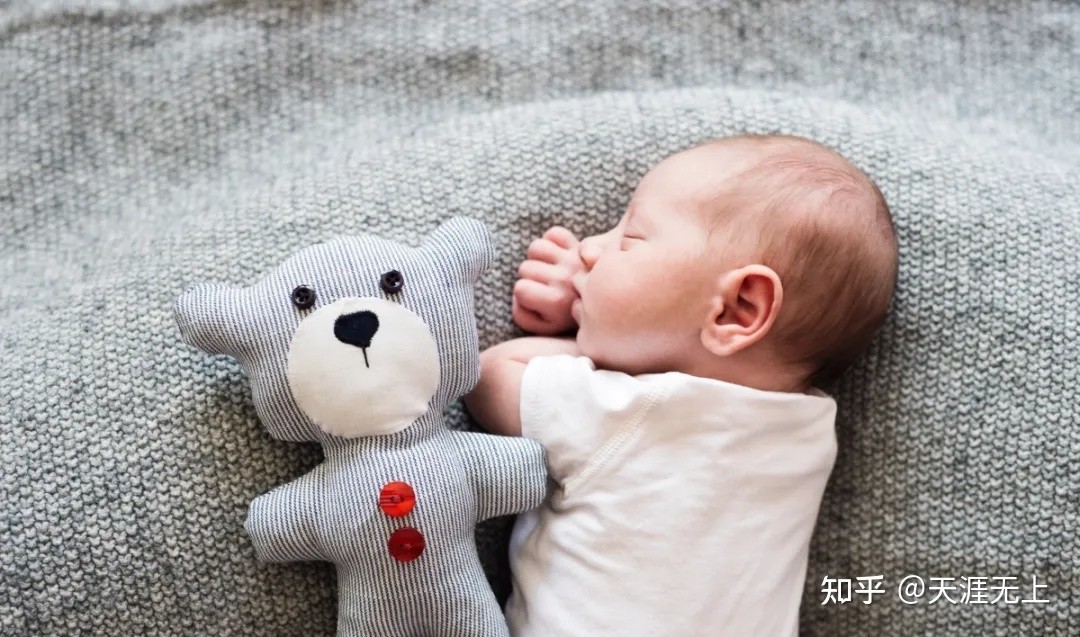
522,356,560,446
561,375,675,498
520,359,542,442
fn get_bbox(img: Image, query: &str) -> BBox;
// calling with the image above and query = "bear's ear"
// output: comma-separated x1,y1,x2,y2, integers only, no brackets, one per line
423,217,495,284
173,282,248,357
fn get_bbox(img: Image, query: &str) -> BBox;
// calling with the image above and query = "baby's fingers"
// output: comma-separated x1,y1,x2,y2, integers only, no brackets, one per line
525,238,566,264
517,259,564,285
513,279,574,335
543,226,579,249
513,279,563,315
512,295,557,335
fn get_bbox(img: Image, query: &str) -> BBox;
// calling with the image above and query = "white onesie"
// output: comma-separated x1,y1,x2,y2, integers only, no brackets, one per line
505,355,838,637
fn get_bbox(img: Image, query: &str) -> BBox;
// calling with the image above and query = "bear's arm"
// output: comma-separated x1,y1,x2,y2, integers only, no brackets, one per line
244,470,328,563
450,431,549,521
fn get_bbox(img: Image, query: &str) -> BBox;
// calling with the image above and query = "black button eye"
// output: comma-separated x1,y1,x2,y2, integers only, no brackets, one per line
379,270,404,295
291,285,317,310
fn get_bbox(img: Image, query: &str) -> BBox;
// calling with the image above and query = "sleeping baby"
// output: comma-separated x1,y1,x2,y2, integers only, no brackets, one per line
464,134,898,636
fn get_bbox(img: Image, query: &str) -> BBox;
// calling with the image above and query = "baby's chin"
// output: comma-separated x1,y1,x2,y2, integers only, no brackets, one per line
574,329,600,363
575,331,643,374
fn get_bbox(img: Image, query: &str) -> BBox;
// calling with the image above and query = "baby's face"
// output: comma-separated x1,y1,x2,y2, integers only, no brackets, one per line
573,146,752,375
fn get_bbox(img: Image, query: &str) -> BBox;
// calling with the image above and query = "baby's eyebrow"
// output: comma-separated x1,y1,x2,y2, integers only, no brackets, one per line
627,203,658,235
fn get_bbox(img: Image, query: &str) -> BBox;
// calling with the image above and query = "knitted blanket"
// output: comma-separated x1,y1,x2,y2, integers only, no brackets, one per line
2,1,1077,635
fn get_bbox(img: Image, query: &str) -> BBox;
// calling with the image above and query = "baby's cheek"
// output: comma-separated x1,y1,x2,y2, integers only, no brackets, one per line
615,269,667,309
600,283,654,333
591,274,635,313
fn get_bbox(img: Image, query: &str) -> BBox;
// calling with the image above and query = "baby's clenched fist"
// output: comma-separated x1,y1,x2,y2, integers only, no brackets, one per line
512,226,586,335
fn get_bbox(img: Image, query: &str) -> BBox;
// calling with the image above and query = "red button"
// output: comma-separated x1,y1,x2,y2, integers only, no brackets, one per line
379,482,416,518
388,527,425,563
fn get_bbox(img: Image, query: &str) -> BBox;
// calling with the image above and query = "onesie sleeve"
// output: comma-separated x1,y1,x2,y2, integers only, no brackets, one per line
519,354,652,487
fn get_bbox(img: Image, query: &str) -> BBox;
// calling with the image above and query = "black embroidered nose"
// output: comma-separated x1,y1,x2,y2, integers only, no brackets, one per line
334,310,380,367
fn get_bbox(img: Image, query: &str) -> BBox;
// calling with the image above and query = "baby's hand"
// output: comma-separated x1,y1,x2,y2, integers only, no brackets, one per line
512,226,585,335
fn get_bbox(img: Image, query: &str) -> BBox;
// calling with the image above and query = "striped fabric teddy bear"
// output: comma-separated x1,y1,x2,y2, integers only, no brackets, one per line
174,217,548,636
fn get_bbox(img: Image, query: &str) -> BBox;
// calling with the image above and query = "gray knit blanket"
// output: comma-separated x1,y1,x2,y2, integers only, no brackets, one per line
2,1,1077,635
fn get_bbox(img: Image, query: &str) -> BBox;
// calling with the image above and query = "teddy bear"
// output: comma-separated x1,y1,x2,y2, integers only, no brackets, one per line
173,217,549,637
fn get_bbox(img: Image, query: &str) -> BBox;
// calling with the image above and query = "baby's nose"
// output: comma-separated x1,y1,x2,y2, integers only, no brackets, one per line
579,236,601,268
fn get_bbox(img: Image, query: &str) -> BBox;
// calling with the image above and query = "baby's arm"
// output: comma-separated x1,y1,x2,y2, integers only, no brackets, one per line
464,336,581,436
465,226,585,435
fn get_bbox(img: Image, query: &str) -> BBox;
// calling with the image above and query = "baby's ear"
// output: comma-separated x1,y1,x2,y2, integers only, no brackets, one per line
424,217,495,284
702,265,783,357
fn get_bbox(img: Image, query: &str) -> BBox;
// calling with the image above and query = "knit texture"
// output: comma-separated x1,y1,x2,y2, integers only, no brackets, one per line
1,1,1077,635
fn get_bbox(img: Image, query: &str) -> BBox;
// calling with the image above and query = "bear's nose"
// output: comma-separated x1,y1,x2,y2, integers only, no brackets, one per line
334,310,380,367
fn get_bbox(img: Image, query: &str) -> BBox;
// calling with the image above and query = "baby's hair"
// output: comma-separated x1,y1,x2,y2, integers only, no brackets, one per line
695,134,898,388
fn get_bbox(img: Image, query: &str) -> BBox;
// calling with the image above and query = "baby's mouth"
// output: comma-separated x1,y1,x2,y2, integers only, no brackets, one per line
571,274,585,298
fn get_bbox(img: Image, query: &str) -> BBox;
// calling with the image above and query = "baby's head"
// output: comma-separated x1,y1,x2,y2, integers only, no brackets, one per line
571,134,898,392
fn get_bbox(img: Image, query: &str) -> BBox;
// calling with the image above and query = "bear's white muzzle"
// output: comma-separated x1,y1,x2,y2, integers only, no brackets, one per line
286,297,440,438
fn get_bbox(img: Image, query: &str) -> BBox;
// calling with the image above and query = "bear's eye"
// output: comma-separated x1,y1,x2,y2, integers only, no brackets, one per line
291,285,317,310
379,270,404,295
